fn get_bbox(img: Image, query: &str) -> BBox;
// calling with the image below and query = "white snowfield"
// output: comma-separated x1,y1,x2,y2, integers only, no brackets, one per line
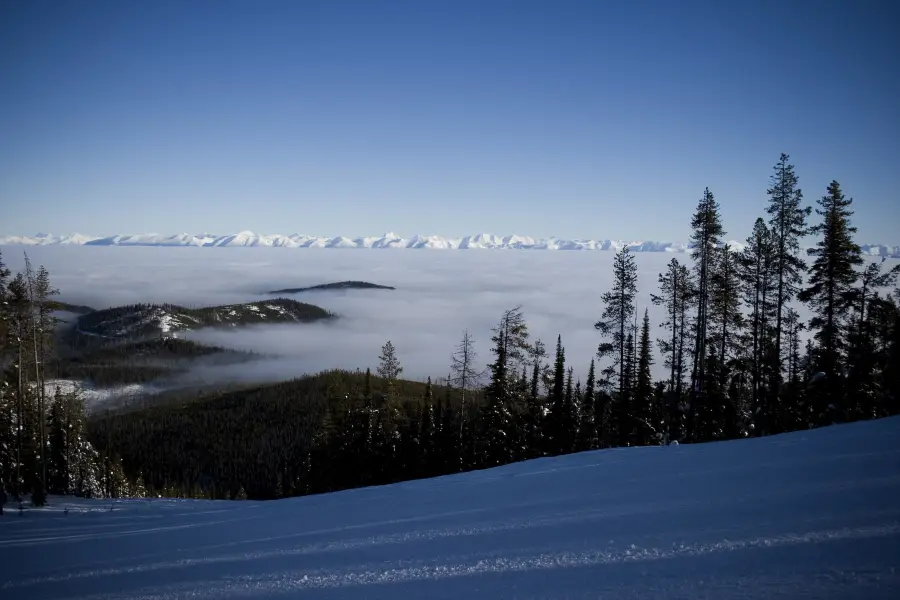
2,417,900,599
3,231,900,256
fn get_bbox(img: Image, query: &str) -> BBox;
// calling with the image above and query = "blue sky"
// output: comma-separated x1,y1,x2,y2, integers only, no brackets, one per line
1,0,898,242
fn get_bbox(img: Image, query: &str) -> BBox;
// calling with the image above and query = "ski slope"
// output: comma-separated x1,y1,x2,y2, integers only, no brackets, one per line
2,418,900,599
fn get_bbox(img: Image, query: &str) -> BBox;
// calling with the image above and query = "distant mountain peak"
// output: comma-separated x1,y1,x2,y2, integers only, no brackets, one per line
1,232,898,257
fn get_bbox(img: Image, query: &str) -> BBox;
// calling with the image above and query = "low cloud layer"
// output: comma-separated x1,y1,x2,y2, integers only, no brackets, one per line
5,246,831,385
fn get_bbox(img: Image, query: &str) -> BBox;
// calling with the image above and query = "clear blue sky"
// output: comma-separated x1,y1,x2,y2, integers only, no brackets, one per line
1,0,898,242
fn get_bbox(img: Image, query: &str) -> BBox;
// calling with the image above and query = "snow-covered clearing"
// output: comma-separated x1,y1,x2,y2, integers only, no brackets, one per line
2,417,899,599
44,379,156,413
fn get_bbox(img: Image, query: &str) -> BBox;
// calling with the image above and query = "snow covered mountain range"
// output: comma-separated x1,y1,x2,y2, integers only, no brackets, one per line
2,231,899,256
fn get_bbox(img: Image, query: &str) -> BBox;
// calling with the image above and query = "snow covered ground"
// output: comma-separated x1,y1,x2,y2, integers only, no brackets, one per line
43,379,158,413
2,418,900,599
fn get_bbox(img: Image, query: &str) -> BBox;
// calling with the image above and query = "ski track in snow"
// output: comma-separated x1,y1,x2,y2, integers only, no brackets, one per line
2,417,900,599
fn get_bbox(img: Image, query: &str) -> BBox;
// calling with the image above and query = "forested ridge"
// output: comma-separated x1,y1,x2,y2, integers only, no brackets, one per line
53,337,257,388
75,297,333,339
2,154,899,504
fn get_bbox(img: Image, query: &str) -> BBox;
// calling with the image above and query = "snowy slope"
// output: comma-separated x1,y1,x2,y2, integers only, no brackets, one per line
2,417,900,599
3,231,900,255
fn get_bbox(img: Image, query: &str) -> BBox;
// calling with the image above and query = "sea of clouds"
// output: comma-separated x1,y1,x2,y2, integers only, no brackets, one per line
4,246,885,388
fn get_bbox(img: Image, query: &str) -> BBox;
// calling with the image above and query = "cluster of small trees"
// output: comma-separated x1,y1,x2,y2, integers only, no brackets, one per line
0,252,141,505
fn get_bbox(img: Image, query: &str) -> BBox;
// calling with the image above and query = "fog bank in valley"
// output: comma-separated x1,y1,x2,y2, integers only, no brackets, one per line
4,246,834,385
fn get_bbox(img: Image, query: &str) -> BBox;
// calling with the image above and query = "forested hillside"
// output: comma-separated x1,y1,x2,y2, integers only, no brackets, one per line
53,337,257,388
75,298,333,340
2,154,899,504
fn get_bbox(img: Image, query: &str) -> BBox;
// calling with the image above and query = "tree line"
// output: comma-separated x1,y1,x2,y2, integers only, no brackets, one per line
0,253,141,506
3,153,900,502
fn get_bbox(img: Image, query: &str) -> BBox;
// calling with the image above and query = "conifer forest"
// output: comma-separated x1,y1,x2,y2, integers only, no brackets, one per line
1,154,899,503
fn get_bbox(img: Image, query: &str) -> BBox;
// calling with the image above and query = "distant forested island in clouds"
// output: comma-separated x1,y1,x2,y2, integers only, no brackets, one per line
266,280,396,294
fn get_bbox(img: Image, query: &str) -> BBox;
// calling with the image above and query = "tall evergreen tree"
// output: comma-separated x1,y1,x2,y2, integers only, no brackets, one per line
739,218,778,431
633,309,655,445
24,257,59,503
766,153,811,398
419,377,436,474
652,258,693,397
651,258,693,442
450,330,481,470
546,335,567,454
799,180,863,425
552,335,566,409
374,343,404,478
780,307,807,430
522,339,547,459
5,273,31,499
562,366,575,452
708,244,744,387
877,290,900,417
688,188,724,441
528,339,547,402
577,359,597,450
0,251,11,493
618,330,635,446
596,246,639,442
844,259,900,420
481,307,530,467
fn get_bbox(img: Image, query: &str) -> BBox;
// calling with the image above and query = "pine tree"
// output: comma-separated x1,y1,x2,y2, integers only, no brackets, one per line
707,244,744,440
698,244,746,442
781,307,806,430
877,290,900,417
844,260,900,420
481,307,530,467
652,258,694,397
739,218,778,432
374,344,403,481
577,359,597,450
524,339,547,459
5,274,32,500
0,251,12,493
633,309,655,445
688,187,725,441
799,180,863,425
552,336,566,406
596,246,639,445
377,340,403,384
23,258,59,503
361,368,374,460
651,258,693,443
419,377,436,475
572,378,582,448
48,386,67,494
766,153,811,401
450,330,482,470
709,245,744,379
596,246,639,395
528,339,546,402
618,330,635,446
546,335,567,454
562,366,574,452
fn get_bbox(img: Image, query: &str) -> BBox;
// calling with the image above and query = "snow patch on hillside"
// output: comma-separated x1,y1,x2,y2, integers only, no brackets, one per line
43,379,155,411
